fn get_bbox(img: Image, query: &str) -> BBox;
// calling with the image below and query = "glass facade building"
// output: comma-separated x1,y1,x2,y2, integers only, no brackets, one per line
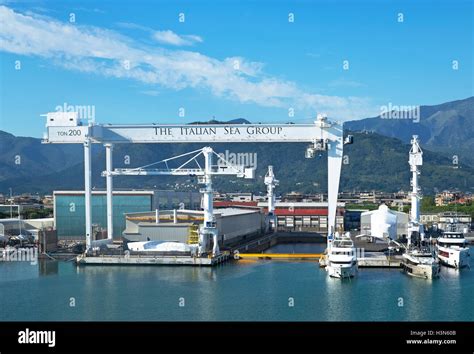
55,192,153,239
54,190,201,239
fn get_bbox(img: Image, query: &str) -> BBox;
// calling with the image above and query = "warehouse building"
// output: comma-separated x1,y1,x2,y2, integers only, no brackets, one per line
343,209,365,232
214,201,345,232
268,202,345,232
420,212,472,232
122,208,265,247
54,190,201,239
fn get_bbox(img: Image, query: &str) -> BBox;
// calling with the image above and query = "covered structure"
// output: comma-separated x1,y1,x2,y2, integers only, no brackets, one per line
360,204,408,240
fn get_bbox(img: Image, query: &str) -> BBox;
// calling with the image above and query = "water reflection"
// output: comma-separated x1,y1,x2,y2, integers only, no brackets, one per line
76,264,218,282
323,269,359,321
265,243,326,254
39,259,58,276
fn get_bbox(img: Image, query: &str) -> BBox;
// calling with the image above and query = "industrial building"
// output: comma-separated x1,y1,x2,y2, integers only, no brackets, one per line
54,190,201,239
267,202,345,232
0,217,56,253
420,212,472,232
214,201,345,232
122,208,265,248
343,209,365,232
0,218,54,238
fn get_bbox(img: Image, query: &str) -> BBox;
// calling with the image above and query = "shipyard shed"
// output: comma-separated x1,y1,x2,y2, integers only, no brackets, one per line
216,201,346,232
360,204,409,240
122,208,265,247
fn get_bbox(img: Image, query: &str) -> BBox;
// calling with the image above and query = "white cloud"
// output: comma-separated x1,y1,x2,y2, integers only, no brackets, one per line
152,30,202,46
116,22,150,31
328,78,366,88
0,6,377,120
117,23,203,47
73,7,105,14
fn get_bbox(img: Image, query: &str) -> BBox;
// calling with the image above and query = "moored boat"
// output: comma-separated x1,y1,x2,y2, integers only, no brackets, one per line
326,232,358,279
436,222,470,269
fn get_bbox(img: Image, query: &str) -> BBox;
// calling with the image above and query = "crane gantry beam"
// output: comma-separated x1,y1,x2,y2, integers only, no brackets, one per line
105,146,254,178
42,112,345,252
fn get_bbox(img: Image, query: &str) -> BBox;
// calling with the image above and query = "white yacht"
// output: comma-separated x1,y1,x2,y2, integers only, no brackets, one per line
326,232,358,279
436,223,470,269
401,247,440,279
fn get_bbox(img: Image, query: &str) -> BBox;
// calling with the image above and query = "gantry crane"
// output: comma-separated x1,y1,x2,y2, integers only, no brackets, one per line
42,112,347,253
103,146,254,256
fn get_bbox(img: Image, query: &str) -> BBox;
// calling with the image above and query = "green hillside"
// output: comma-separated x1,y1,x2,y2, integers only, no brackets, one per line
1,131,472,195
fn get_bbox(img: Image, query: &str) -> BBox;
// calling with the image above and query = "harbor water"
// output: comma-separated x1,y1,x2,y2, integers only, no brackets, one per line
1,244,472,321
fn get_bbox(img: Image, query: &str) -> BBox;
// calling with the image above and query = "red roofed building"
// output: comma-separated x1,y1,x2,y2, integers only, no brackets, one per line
214,200,345,232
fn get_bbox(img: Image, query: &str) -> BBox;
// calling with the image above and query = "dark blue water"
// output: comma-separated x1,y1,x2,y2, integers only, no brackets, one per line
1,244,472,321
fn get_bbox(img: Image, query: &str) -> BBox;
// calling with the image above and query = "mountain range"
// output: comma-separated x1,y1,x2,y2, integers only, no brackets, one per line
0,97,473,195
345,96,474,166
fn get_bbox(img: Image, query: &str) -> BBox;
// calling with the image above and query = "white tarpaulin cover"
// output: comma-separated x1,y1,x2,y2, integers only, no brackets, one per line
362,204,398,240
127,241,192,252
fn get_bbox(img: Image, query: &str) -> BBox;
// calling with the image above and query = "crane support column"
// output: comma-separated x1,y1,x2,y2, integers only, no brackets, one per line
105,143,114,240
201,147,219,256
84,136,92,250
327,139,343,245
325,119,343,247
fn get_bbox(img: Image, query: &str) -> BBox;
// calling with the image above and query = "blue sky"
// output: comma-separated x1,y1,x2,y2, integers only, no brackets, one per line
0,0,472,137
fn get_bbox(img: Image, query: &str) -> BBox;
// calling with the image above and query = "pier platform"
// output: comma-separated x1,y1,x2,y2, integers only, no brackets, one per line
76,252,231,266
358,252,403,268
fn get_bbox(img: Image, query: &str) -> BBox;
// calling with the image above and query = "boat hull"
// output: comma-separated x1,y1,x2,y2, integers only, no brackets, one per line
401,261,440,279
327,264,357,279
437,246,470,269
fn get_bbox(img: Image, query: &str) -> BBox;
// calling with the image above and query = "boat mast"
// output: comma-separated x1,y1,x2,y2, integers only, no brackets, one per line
408,135,423,247
264,165,279,232
201,147,219,256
